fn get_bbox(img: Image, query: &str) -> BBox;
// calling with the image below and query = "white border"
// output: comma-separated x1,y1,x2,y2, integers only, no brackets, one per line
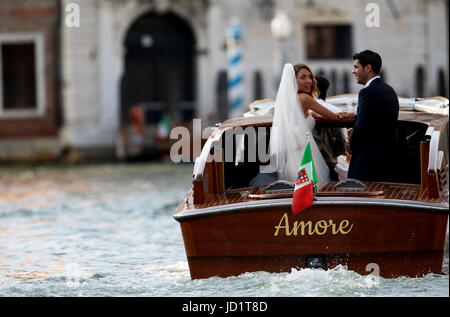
0,32,46,119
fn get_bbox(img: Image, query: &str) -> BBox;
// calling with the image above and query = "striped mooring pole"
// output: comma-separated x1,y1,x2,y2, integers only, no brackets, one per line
226,22,244,118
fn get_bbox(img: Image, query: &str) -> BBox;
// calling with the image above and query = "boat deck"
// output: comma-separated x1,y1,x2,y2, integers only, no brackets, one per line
176,181,449,215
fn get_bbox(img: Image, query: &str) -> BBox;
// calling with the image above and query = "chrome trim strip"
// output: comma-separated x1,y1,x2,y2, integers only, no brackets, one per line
173,198,449,222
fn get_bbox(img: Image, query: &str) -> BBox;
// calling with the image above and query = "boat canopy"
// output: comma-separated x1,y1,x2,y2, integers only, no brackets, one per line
244,95,449,117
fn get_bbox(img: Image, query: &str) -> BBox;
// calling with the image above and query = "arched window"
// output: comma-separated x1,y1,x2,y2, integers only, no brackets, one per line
342,71,350,93
330,69,337,95
415,66,425,97
216,70,228,122
306,25,352,59
437,68,447,97
253,71,263,100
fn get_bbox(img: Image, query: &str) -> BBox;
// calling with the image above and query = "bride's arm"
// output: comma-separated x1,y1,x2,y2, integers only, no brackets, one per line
298,93,339,120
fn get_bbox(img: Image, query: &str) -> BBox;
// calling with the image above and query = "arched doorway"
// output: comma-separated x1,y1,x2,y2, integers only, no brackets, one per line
119,12,196,158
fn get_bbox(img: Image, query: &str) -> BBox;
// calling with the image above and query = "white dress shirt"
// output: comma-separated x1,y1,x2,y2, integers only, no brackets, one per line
364,75,381,88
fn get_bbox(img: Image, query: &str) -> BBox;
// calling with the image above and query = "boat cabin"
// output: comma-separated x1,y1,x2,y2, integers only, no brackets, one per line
192,112,448,205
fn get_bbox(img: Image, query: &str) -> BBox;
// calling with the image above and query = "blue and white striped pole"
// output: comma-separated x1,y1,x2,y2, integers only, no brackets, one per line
226,22,244,118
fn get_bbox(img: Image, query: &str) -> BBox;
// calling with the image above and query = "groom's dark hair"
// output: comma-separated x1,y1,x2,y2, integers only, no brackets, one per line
353,50,382,74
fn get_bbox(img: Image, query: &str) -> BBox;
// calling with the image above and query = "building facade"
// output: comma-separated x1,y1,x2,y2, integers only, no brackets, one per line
0,0,62,161
1,0,448,161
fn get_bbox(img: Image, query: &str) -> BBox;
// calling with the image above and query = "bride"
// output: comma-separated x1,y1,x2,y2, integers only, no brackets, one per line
269,63,342,184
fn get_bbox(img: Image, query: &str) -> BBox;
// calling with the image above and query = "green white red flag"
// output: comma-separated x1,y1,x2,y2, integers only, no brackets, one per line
292,139,316,214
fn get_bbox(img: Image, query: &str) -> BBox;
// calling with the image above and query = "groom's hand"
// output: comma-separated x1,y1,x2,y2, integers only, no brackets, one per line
337,112,355,120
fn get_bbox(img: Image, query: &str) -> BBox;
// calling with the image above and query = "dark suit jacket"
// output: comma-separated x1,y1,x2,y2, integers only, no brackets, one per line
348,78,399,181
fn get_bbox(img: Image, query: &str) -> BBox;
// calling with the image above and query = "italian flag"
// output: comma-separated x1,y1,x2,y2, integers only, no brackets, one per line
292,140,316,214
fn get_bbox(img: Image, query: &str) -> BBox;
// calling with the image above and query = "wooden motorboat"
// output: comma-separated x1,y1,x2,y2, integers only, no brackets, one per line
173,97,449,279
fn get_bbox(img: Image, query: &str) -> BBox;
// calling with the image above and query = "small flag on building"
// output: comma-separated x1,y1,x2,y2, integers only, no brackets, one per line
157,114,171,140
292,139,316,214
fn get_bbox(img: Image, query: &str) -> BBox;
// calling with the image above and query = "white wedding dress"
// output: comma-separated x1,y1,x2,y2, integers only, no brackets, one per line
268,64,330,184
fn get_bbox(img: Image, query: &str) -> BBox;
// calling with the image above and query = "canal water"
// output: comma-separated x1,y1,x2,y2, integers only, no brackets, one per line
0,162,448,297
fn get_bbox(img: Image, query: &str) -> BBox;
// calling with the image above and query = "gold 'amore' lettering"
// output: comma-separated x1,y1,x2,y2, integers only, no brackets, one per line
273,213,353,237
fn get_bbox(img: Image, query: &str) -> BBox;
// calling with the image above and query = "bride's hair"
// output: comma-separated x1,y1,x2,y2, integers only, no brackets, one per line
293,63,318,98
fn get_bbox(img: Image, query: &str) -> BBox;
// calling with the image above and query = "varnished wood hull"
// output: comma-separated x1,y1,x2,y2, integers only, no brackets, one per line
176,200,448,279
175,110,449,279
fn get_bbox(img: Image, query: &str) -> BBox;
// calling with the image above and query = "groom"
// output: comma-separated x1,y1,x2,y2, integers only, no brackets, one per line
348,50,399,182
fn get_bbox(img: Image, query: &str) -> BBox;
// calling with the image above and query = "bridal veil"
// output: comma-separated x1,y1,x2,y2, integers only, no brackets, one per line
269,63,330,183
